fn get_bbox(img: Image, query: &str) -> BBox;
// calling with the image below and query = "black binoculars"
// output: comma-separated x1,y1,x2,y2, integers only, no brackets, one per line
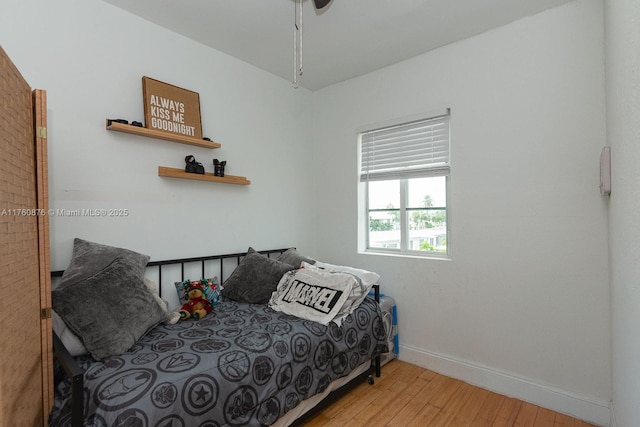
213,159,226,177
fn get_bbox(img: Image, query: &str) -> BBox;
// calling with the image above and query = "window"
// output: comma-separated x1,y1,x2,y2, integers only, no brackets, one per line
359,110,450,257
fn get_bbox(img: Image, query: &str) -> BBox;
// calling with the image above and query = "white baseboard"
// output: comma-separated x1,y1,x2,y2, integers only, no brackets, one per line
399,344,611,427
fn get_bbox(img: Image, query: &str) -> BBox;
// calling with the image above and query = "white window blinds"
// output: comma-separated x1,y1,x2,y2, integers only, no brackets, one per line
360,111,450,182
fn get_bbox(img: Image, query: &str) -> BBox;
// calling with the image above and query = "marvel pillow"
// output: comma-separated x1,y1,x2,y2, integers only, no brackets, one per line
268,267,357,325
305,261,380,320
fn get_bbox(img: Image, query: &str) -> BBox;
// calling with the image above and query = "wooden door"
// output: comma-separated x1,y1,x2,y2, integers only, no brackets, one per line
0,46,52,426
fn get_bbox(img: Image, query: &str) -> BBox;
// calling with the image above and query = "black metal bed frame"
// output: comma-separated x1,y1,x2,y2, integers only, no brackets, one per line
51,248,382,427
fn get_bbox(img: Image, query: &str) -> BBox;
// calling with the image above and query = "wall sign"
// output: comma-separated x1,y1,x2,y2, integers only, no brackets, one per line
142,76,203,139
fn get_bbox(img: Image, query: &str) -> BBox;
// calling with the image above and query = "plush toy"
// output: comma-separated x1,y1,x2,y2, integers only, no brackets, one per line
179,281,213,320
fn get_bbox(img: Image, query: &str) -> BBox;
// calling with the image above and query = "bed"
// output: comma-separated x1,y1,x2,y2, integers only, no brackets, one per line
48,240,388,426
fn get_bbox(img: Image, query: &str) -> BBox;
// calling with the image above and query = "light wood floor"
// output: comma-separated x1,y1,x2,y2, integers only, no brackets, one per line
303,360,598,427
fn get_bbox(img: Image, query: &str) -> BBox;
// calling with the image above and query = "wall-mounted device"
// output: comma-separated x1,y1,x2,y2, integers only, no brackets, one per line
600,146,611,196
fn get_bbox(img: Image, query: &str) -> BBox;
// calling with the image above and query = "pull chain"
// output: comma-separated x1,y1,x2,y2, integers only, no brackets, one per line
293,0,303,88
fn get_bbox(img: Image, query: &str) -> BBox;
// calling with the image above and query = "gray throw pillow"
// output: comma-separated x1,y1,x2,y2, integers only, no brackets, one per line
222,252,295,304
52,258,166,360
58,238,150,288
276,248,316,268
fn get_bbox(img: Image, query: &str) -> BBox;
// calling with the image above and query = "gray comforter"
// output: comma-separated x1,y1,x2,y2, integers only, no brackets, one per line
49,297,387,426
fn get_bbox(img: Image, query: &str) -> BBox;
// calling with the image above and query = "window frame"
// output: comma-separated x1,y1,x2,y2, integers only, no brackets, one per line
358,110,451,259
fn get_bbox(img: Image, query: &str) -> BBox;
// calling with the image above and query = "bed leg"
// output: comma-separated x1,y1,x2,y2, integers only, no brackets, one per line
367,354,382,385
70,374,84,427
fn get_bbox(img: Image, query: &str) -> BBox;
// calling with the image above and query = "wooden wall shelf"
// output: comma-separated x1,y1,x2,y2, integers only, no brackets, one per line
158,166,251,185
106,119,221,149
106,118,250,185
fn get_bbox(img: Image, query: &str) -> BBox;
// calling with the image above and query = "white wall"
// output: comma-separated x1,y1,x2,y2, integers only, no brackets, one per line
605,0,640,425
0,0,315,269
312,0,610,424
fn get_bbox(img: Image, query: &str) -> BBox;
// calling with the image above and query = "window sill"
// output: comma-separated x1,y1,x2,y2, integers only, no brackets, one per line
360,248,451,261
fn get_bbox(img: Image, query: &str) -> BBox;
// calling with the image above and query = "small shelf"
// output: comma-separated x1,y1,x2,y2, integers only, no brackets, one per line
158,166,251,185
106,119,221,149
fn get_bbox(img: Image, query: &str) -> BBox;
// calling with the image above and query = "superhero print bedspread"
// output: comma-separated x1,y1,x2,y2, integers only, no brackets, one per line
49,297,387,426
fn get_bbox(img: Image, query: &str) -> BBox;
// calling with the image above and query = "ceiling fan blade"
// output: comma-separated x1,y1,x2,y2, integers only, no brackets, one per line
313,0,331,9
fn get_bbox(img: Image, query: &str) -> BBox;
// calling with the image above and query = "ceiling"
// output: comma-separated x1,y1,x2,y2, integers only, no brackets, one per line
104,0,575,91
